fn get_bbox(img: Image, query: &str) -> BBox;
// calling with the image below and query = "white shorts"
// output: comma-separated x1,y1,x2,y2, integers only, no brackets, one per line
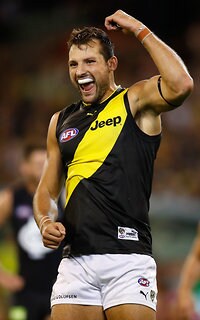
51,253,157,311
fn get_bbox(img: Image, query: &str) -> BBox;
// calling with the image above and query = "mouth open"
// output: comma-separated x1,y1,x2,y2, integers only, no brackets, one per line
78,78,95,92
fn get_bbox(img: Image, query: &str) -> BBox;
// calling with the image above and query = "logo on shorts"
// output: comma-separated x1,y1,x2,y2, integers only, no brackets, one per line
118,227,139,241
138,277,150,287
51,294,78,301
140,290,148,300
150,290,156,302
60,128,79,142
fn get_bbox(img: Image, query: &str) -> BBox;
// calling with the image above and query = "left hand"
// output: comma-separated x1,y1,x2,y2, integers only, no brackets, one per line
104,10,142,34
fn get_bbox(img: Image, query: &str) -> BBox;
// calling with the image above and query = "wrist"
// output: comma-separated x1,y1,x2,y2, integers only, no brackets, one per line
39,216,52,233
135,25,153,44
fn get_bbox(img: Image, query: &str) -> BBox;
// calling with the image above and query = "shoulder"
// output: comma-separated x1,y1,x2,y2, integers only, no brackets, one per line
50,111,61,126
47,111,62,137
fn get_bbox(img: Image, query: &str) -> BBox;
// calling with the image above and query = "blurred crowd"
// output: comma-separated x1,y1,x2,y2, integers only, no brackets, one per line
0,1,200,198
0,1,200,319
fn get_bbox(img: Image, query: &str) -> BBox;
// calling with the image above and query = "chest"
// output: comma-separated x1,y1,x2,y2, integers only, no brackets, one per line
57,100,127,166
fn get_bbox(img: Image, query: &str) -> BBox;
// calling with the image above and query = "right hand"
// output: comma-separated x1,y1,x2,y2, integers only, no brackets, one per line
104,10,142,34
41,221,66,250
0,271,24,292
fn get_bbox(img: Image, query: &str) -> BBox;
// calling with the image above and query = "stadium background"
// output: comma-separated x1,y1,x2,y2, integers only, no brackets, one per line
0,1,200,319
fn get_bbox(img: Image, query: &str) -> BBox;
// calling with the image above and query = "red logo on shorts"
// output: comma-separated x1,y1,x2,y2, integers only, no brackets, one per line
138,277,150,287
60,128,79,142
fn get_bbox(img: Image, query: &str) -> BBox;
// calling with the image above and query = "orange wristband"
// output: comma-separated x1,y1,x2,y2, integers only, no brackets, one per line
137,27,152,43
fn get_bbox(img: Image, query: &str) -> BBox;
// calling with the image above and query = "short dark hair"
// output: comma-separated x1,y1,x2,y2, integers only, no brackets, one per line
22,142,46,160
67,27,114,61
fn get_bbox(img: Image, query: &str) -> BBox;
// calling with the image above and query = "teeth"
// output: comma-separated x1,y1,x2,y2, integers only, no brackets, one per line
78,78,93,85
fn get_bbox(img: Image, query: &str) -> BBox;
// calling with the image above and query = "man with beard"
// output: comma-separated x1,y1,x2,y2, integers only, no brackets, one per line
33,9,193,320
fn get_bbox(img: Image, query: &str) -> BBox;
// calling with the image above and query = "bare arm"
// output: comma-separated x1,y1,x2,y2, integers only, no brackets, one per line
176,223,200,319
105,10,194,133
33,112,66,249
0,264,24,292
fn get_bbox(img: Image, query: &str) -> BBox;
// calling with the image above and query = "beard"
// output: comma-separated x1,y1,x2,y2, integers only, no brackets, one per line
80,81,109,105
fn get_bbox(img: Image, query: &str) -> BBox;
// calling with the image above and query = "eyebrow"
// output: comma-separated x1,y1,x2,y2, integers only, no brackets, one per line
69,56,97,63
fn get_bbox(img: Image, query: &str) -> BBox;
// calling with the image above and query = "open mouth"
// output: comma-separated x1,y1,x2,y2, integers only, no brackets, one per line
78,78,95,92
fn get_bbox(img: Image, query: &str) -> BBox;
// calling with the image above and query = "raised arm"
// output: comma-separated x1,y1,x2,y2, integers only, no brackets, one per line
176,223,200,319
33,112,66,249
105,10,194,116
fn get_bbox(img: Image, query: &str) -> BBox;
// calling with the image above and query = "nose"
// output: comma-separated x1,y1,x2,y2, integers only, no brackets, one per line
75,63,87,77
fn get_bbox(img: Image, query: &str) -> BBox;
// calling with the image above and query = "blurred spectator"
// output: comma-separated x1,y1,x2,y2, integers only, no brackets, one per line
0,142,63,320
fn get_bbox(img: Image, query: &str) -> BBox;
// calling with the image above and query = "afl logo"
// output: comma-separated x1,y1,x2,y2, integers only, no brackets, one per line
60,128,79,142
138,277,150,287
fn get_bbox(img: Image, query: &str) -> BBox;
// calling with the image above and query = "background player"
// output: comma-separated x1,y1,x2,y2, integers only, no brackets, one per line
0,142,63,320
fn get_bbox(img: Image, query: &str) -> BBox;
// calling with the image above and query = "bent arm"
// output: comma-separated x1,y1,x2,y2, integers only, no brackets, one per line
105,10,194,114
176,223,200,319
33,112,66,249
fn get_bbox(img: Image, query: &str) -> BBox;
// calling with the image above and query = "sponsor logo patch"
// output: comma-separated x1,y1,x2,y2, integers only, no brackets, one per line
118,227,139,241
90,116,121,130
138,277,150,287
140,290,149,300
60,128,79,142
51,294,77,301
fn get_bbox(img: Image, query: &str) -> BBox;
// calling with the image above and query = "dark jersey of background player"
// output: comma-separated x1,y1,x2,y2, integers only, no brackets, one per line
10,183,63,320
0,143,63,320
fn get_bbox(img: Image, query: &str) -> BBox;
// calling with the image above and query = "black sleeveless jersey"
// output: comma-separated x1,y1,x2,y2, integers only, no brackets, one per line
11,185,63,292
56,88,161,256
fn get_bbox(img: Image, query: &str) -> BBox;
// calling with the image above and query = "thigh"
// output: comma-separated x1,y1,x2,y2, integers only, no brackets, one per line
105,304,156,320
51,304,106,320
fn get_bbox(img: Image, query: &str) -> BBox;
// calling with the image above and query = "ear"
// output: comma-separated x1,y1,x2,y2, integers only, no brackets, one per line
107,56,118,71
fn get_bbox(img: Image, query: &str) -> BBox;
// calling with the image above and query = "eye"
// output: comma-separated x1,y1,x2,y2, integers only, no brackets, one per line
69,61,77,68
86,59,95,64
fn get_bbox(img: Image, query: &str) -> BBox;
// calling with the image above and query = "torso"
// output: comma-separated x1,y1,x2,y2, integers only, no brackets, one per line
56,88,161,256
11,185,63,292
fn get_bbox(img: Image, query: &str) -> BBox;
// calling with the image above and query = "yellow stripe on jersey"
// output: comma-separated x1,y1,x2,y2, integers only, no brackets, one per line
65,89,128,205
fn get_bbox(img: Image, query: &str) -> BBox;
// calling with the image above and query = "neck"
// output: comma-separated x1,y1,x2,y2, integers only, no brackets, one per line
101,85,120,103
82,84,121,108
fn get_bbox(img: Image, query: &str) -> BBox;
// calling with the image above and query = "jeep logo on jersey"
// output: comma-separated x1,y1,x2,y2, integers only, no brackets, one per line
60,128,79,142
90,116,121,131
